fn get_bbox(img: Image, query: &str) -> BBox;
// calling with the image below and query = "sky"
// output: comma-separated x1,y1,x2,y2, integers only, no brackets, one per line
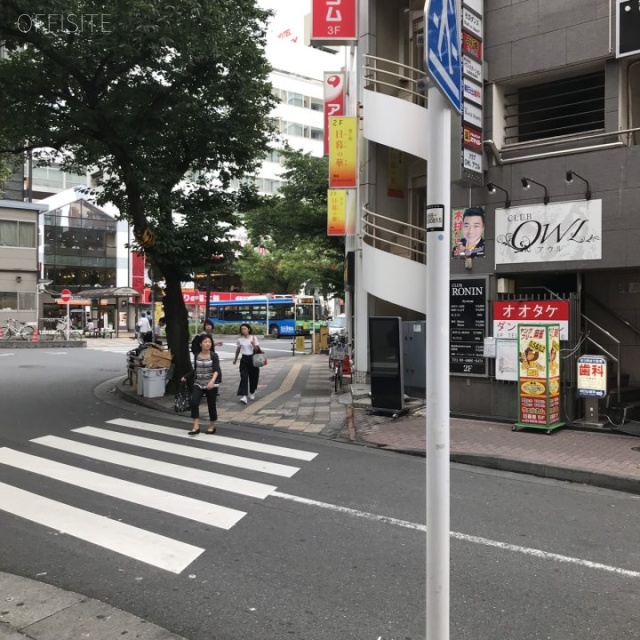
257,0,311,42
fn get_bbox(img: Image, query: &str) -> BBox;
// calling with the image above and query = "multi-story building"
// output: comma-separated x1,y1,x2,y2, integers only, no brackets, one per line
353,0,640,422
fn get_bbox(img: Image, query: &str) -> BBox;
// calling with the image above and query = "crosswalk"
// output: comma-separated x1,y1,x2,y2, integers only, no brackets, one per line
0,419,318,574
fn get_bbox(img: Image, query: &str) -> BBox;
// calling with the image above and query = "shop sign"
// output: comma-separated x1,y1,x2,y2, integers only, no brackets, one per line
463,125,482,151
311,0,357,45
323,72,345,156
327,189,347,236
494,300,569,340
462,55,482,82
462,30,482,59
495,200,602,265
462,78,482,105
516,324,563,430
463,101,482,128
577,355,608,397
328,116,357,188
462,7,482,37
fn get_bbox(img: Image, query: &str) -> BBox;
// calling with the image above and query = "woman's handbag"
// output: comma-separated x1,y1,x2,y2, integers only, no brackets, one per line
174,382,191,412
252,351,267,368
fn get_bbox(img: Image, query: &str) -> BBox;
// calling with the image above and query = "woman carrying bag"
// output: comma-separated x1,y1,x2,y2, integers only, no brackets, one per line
181,335,222,435
233,323,261,404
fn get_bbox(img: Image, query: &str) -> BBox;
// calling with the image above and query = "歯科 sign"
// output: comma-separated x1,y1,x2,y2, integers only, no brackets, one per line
577,355,608,398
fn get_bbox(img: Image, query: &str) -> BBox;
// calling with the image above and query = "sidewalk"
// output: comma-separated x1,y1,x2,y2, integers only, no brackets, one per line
116,344,640,495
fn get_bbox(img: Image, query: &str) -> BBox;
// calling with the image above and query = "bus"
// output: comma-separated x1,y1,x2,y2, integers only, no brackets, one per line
208,295,325,338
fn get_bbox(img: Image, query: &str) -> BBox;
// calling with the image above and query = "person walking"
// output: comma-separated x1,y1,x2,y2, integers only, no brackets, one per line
233,323,260,404
136,312,153,343
191,320,223,355
181,335,222,435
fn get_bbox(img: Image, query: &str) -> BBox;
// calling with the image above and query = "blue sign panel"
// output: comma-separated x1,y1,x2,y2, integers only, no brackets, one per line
425,0,462,113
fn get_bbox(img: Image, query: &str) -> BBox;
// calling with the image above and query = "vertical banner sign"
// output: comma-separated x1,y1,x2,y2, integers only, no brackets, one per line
327,189,347,236
323,72,345,155
449,277,487,376
515,324,564,432
460,0,484,185
328,116,357,188
311,0,358,46
577,356,608,398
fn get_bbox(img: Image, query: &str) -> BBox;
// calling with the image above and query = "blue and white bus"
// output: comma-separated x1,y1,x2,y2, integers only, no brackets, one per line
208,296,324,338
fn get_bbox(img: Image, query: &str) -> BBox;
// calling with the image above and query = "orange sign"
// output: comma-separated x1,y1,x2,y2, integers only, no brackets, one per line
327,189,347,236
329,117,357,188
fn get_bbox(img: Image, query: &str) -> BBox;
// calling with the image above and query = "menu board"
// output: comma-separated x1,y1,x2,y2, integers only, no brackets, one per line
450,277,487,376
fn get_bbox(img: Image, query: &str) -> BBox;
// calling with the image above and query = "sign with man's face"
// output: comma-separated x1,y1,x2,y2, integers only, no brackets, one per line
451,206,486,258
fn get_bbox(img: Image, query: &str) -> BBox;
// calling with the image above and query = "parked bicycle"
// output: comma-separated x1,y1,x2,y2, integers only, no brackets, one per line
53,318,82,341
329,338,350,393
1,318,35,341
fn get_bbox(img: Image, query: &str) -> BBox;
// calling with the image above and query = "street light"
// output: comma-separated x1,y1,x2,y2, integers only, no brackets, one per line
565,170,592,200
486,182,511,208
521,177,550,205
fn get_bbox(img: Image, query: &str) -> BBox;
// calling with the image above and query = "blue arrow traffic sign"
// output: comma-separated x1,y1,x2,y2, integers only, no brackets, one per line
425,0,462,113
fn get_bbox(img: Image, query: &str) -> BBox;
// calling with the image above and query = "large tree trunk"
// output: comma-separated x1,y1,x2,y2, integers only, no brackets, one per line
162,269,191,393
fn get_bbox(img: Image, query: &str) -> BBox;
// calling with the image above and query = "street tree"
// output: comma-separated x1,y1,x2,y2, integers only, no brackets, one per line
0,0,276,380
242,148,345,298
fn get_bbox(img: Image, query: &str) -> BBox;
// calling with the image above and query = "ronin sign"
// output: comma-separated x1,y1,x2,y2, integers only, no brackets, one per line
514,324,564,434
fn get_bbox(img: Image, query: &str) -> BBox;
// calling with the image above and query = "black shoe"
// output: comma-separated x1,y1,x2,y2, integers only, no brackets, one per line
188,429,200,436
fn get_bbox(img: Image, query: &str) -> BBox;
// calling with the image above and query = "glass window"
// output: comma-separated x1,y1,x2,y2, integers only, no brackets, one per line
18,292,36,310
0,292,18,310
285,122,304,137
0,220,36,247
309,127,323,140
505,70,605,144
0,220,18,246
310,98,323,112
287,92,304,107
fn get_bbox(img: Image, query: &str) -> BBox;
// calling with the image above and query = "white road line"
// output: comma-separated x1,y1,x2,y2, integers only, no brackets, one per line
107,418,318,461
0,448,245,530
0,481,203,574
72,427,300,478
31,436,277,499
273,492,640,580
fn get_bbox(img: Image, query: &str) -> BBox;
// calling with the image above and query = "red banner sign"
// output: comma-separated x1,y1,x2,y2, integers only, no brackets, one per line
324,72,345,155
311,0,357,44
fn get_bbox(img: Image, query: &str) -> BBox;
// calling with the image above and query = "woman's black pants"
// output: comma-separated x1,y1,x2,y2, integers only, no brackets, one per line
237,354,259,396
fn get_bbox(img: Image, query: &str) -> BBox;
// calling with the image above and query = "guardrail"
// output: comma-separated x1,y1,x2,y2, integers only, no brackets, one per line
363,54,427,107
362,205,426,263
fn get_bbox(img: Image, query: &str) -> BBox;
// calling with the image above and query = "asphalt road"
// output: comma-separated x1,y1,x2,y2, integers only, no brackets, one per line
1,347,639,640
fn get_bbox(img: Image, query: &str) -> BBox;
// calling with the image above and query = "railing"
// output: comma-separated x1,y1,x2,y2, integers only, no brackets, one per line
485,127,640,165
362,206,426,263
363,54,427,107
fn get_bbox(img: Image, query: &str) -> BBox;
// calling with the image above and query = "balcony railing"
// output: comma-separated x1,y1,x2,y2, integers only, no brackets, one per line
363,54,427,107
362,205,426,264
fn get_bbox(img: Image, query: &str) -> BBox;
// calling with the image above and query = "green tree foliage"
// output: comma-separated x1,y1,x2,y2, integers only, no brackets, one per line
242,148,345,297
0,0,276,380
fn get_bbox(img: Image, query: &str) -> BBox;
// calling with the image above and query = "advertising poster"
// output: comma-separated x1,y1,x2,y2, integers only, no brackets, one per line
327,189,347,236
515,324,563,432
451,206,486,258
328,116,357,188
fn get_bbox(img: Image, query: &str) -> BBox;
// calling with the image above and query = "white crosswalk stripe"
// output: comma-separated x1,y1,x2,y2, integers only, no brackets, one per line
0,420,318,574
31,435,277,499
107,418,318,461
0,481,203,574
0,448,246,530
72,426,301,477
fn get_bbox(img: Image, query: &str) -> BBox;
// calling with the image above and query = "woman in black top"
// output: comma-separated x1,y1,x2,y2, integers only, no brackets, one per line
181,336,222,435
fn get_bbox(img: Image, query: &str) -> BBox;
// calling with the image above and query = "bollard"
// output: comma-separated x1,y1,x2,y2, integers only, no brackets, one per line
32,328,39,343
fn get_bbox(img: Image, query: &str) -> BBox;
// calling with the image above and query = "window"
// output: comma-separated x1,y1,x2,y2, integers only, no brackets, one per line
0,292,17,310
18,292,35,311
309,98,323,112
287,92,304,107
504,71,605,144
0,220,36,247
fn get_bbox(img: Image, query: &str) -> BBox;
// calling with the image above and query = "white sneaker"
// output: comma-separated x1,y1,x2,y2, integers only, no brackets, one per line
240,396,248,404
248,393,255,400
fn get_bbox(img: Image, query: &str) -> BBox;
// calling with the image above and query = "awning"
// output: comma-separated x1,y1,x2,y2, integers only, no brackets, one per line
76,287,143,298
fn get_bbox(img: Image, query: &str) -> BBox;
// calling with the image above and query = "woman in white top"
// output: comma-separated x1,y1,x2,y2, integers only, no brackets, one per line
233,323,260,404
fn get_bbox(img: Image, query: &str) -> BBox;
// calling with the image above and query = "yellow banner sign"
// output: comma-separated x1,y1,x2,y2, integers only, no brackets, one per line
327,189,346,236
329,116,357,188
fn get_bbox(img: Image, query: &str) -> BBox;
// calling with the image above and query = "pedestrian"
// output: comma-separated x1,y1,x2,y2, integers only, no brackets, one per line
181,335,222,435
233,323,260,404
137,312,153,343
154,316,166,345
191,320,223,355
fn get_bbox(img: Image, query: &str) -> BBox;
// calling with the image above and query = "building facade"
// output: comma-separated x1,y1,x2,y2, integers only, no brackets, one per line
354,0,640,422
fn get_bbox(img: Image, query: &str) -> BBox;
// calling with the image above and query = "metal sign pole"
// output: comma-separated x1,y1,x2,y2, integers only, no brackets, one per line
66,302,70,340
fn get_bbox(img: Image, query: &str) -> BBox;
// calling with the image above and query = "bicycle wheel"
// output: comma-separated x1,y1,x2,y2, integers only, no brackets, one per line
20,326,34,340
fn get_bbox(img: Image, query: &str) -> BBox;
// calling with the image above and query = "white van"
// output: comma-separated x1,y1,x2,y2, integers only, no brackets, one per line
328,314,346,337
